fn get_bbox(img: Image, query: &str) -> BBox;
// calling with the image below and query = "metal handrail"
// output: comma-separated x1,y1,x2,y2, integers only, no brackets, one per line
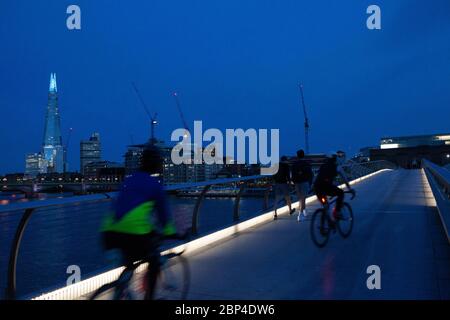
1,174,267,300
423,159,450,197
0,193,113,214
0,175,264,214
422,159,450,244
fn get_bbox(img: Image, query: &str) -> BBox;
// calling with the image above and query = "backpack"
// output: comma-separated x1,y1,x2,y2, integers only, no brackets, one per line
316,159,338,183
273,161,290,183
292,159,313,184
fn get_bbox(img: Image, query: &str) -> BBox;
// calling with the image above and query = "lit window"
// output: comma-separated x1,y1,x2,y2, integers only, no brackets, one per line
380,143,399,150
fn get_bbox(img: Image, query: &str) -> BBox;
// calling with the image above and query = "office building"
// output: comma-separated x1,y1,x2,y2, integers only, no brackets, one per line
42,73,64,173
380,133,450,149
83,160,124,181
25,152,48,177
372,133,450,168
124,141,223,184
80,133,101,174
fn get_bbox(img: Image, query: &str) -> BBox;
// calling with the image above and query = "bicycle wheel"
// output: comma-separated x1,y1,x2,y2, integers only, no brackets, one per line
89,268,135,300
153,253,190,300
337,202,353,238
89,281,119,300
310,208,330,248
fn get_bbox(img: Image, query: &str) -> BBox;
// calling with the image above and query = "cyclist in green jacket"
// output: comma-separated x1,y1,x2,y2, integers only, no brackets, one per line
101,145,177,299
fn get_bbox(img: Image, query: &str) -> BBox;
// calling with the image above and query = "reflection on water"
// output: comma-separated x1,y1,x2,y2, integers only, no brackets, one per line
0,192,25,205
0,191,75,206
0,192,267,299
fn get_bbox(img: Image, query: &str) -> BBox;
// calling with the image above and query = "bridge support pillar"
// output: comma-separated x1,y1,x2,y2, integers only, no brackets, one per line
263,186,271,211
191,185,211,235
233,182,247,222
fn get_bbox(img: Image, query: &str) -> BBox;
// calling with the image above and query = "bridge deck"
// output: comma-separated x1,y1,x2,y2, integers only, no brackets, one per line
89,169,450,299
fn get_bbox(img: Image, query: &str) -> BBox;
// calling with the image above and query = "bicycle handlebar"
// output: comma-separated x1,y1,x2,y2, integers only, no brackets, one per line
344,189,356,200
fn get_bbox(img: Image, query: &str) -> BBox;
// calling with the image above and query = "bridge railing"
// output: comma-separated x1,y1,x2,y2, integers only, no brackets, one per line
0,174,268,300
0,160,395,300
422,159,450,242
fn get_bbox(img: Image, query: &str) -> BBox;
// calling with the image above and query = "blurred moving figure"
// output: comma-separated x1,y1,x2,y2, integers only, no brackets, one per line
291,149,313,221
100,145,177,300
273,155,294,219
313,151,355,223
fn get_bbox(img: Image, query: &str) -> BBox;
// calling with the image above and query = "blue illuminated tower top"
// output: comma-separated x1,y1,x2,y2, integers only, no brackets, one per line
49,72,57,93
42,73,64,172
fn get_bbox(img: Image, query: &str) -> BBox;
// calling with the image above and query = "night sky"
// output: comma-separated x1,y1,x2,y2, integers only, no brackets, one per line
1,0,449,174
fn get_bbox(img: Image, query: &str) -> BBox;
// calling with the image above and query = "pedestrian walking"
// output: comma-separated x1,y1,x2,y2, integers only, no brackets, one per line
291,149,313,221
273,156,294,220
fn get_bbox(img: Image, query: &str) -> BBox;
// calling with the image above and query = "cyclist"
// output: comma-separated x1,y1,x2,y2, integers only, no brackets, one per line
100,145,178,300
313,151,355,223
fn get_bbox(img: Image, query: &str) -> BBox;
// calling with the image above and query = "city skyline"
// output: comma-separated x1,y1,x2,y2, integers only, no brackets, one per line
25,73,65,176
1,2,450,304
1,1,450,175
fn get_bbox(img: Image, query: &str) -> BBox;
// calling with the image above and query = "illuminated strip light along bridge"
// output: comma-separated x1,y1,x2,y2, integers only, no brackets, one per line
1,160,449,300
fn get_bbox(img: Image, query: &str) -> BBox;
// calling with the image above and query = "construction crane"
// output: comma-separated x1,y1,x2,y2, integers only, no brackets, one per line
298,83,310,154
63,127,73,173
131,82,158,145
172,91,190,137
129,133,135,145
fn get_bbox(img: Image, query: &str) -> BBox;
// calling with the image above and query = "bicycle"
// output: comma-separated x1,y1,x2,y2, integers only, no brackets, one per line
310,190,355,248
89,234,190,300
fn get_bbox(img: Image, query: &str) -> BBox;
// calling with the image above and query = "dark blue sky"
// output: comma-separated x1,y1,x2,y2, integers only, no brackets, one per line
1,0,449,174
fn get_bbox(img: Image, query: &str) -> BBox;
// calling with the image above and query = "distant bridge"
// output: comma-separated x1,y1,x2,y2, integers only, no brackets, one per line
1,181,121,196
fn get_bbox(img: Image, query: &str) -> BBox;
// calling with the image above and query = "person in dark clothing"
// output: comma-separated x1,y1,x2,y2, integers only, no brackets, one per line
272,156,294,219
314,151,355,222
291,149,313,221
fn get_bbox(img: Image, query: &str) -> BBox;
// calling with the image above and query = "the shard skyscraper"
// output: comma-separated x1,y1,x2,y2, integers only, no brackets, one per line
42,73,64,172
